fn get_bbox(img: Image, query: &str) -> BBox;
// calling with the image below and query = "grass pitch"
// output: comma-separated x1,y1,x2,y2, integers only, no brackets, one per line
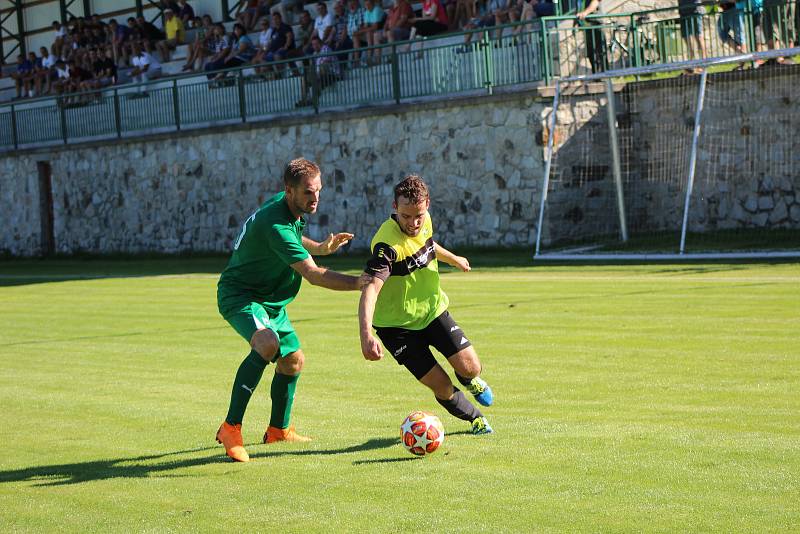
0,254,798,533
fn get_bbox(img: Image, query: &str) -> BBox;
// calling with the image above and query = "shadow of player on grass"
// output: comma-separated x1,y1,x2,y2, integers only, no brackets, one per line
0,437,399,487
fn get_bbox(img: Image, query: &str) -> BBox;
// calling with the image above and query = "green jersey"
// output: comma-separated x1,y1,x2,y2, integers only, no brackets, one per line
364,213,449,330
217,192,309,315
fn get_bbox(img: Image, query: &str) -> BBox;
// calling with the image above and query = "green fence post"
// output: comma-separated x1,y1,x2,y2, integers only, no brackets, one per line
391,44,401,104
745,0,756,55
59,98,68,144
540,19,551,85
10,103,18,150
237,70,246,122
630,14,641,68
172,79,181,130
310,66,320,114
113,88,122,138
481,30,493,95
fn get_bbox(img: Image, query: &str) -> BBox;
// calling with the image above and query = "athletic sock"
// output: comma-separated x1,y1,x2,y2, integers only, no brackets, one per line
269,372,300,429
225,349,269,425
436,387,483,422
455,373,475,387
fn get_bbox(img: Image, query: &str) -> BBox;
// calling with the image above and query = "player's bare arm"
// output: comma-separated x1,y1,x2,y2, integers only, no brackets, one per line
358,275,385,361
291,256,361,290
301,233,354,256
434,242,471,272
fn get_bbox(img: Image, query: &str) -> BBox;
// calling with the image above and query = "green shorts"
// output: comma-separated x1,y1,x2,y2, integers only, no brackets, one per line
222,302,301,360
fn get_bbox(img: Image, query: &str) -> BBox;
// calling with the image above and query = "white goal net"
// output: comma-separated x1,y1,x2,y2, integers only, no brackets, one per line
535,50,800,259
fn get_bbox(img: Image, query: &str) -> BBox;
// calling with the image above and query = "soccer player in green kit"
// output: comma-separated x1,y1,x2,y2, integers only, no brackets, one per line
216,158,363,462
358,175,494,435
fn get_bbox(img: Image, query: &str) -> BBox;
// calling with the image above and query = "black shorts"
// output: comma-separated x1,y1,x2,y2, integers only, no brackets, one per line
375,310,472,380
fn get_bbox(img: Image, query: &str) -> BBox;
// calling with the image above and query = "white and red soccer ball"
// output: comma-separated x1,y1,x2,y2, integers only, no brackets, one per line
400,411,444,456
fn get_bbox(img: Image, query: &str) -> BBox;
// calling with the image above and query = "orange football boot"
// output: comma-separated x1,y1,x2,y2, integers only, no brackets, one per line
263,425,312,444
216,422,250,462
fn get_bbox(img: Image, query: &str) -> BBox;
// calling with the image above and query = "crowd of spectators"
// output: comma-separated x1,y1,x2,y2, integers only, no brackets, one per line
6,0,563,101
9,0,796,103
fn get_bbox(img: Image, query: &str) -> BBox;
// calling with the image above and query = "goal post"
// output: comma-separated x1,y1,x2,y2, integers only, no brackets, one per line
534,48,800,260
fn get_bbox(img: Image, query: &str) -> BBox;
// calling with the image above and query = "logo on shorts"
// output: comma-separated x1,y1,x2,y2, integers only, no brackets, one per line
394,344,407,356
460,337,468,345
450,325,460,332
241,384,255,394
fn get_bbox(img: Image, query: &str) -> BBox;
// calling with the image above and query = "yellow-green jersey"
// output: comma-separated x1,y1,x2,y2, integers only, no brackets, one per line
364,213,449,330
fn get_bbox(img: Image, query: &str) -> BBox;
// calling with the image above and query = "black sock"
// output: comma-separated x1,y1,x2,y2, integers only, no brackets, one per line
436,388,483,422
455,373,474,387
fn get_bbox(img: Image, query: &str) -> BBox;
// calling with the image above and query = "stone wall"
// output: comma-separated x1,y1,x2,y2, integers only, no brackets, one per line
2,66,798,257
0,95,546,256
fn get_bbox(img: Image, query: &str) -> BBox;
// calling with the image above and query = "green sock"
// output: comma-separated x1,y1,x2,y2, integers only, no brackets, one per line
225,350,268,425
269,372,300,429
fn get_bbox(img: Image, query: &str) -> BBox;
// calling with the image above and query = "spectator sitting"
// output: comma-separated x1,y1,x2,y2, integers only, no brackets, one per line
345,0,365,63
236,0,270,32
354,0,385,64
271,0,301,26
328,2,353,59
286,9,315,71
130,41,162,96
297,35,340,107
81,47,118,95
204,24,233,79
453,0,475,30
137,15,166,47
182,14,215,71
52,21,67,58
177,0,195,25
460,0,493,48
313,1,336,52
410,0,449,43
58,59,91,104
487,0,518,40
383,0,414,44
209,22,256,80
53,60,71,95
11,54,34,99
91,25,108,48
157,9,186,62
253,13,295,76
37,46,58,95
109,19,132,65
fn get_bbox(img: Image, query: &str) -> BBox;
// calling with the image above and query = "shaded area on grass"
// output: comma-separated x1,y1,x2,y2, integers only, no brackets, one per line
0,437,399,487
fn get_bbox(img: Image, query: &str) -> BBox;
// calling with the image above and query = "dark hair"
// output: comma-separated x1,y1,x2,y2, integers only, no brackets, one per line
233,22,245,33
283,158,320,187
394,175,429,204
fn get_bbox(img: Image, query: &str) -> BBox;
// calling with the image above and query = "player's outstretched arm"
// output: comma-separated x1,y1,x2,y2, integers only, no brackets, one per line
434,242,471,272
358,275,385,361
291,256,361,290
302,233,354,256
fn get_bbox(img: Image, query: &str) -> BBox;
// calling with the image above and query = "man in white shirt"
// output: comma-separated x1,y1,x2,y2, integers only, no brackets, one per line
130,42,162,96
314,1,335,42
39,46,58,94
